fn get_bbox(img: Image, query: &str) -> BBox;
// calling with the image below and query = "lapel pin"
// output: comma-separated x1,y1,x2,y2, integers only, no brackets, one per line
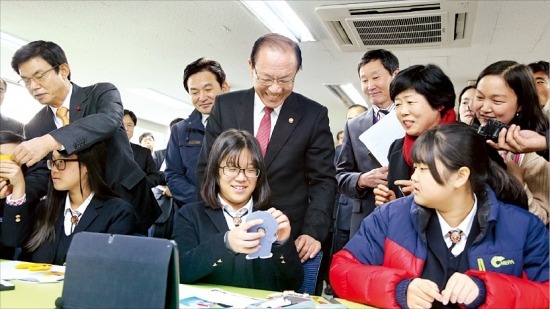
76,105,81,111
288,118,294,123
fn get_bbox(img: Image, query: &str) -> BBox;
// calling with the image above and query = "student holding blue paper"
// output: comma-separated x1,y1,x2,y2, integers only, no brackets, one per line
172,129,303,291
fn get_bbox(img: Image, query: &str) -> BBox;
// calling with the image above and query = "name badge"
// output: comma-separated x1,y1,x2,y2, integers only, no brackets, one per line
187,140,202,145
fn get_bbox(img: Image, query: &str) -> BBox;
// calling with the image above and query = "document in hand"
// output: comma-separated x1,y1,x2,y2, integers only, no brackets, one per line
359,110,405,166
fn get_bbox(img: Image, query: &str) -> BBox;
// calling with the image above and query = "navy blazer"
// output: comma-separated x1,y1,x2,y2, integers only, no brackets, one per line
3,196,134,264
197,89,336,242
23,82,160,233
172,201,303,291
335,109,382,235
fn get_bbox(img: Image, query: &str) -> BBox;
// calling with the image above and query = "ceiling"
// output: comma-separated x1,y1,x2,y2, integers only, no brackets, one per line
1,0,549,134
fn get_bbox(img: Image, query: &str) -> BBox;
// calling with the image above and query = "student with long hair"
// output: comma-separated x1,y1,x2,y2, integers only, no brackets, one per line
330,123,548,308
3,140,134,265
472,60,549,223
172,129,303,291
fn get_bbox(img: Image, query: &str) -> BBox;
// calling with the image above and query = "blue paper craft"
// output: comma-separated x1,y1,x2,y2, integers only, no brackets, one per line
245,211,278,259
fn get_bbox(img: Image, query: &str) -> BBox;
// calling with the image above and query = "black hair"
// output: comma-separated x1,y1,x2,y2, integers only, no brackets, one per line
11,40,71,80
528,60,549,76
357,49,399,75
123,109,137,126
26,141,117,251
411,123,527,207
250,33,302,72
476,60,548,134
139,132,154,143
0,131,24,144
169,118,184,129
390,64,456,114
201,129,270,210
183,57,227,93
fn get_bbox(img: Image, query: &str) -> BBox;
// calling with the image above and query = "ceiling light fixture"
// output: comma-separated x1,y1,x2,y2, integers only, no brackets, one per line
324,83,368,107
0,31,28,50
126,88,189,109
241,1,315,42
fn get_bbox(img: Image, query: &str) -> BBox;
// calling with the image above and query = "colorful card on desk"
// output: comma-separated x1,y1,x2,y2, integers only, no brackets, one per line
0,261,64,283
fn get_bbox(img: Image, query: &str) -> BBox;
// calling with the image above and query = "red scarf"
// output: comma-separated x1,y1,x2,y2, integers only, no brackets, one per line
402,108,457,167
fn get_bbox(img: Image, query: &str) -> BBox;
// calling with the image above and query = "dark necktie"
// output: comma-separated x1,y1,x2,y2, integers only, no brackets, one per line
448,229,463,252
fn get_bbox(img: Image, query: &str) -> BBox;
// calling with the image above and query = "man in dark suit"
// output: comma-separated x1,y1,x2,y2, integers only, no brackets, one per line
0,77,24,135
197,33,336,263
8,40,160,234
335,49,399,236
123,109,163,188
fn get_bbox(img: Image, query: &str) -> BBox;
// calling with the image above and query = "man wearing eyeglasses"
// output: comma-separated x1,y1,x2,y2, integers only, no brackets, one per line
197,33,336,267
8,40,160,235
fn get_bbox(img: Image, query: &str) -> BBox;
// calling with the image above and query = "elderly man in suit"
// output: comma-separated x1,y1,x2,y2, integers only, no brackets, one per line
9,40,160,234
197,33,336,263
335,49,399,236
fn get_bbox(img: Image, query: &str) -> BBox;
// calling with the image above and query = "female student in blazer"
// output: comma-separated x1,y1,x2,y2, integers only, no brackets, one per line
2,138,134,265
172,129,303,291
330,123,548,308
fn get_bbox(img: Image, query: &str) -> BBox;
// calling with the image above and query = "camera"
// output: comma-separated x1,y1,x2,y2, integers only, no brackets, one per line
477,119,508,143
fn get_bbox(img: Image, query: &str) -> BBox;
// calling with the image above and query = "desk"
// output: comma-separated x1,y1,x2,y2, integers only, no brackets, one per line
0,280,369,308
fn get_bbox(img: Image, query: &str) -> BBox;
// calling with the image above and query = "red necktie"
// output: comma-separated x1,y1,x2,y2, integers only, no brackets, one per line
256,107,273,156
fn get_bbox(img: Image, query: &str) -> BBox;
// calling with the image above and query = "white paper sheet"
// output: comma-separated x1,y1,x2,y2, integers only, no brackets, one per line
358,110,405,166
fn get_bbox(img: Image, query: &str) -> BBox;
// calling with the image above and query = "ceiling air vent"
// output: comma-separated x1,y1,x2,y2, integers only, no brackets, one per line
316,0,477,52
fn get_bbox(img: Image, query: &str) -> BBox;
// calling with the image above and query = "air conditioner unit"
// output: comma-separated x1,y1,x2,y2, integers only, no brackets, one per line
316,0,477,52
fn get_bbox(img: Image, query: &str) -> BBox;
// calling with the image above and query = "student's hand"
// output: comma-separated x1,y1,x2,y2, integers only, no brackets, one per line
13,134,61,167
162,186,172,197
373,184,396,206
295,234,321,263
226,218,264,254
0,159,25,199
357,166,388,189
441,272,479,306
267,207,291,243
394,179,414,196
407,278,442,309
487,125,548,153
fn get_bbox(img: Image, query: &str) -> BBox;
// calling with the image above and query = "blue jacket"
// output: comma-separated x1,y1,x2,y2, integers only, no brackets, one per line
165,109,205,207
330,187,549,308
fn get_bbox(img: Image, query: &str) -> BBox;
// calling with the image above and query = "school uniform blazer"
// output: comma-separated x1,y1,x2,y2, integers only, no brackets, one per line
23,82,160,233
335,109,381,235
172,201,303,291
197,88,336,242
3,196,134,264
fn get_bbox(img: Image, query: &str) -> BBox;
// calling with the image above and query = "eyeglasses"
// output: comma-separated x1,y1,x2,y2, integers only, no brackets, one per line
254,68,295,87
219,166,260,178
47,158,79,171
18,64,61,87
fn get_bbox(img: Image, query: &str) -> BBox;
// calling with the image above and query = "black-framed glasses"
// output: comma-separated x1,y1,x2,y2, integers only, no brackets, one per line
254,68,295,87
47,158,79,171
18,64,61,87
219,166,260,178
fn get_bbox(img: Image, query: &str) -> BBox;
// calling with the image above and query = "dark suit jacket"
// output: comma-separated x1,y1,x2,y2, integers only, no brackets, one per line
153,149,166,171
3,196,134,264
172,201,303,291
335,109,382,235
0,114,24,136
23,83,160,233
131,143,163,188
197,88,336,242
387,138,411,199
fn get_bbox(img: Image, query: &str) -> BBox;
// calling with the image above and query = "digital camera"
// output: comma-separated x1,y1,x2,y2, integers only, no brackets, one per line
477,119,508,143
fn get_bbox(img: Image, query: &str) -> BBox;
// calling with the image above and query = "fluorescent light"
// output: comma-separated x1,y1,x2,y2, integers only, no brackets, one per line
0,32,28,50
241,1,315,42
126,88,189,109
324,83,368,107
